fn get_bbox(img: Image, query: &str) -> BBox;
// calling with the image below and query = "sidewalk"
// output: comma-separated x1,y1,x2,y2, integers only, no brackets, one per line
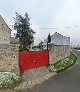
15,66,57,91
15,72,57,91
0,66,57,92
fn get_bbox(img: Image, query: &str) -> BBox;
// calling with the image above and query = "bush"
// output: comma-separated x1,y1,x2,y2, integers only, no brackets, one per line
0,72,22,89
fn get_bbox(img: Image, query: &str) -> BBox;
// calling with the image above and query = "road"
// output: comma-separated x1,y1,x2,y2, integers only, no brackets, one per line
24,49,80,92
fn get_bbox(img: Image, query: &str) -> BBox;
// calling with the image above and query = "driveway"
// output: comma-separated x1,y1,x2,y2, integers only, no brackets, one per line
22,49,80,92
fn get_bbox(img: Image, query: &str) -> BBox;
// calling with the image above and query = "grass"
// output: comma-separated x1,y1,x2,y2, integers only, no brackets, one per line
49,52,77,73
0,72,23,89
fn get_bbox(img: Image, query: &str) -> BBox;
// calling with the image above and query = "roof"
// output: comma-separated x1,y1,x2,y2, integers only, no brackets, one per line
42,32,70,46
10,37,19,44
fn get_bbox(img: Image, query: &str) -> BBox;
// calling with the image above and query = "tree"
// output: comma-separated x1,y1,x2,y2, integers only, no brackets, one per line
47,33,51,50
14,12,35,51
47,33,51,43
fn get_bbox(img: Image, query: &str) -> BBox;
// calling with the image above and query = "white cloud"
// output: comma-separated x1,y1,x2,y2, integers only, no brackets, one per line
50,0,80,44
31,0,80,45
30,20,49,45
0,0,80,45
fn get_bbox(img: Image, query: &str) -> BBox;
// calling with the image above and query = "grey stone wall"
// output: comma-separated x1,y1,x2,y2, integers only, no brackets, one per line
0,15,11,44
49,44,70,64
0,44,20,75
10,43,20,52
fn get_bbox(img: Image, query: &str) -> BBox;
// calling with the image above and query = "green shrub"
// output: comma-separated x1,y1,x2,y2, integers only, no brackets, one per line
0,72,22,89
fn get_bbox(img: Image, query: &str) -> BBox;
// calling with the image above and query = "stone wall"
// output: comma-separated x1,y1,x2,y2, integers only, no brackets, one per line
10,43,20,52
49,44,70,64
0,44,20,75
0,15,11,44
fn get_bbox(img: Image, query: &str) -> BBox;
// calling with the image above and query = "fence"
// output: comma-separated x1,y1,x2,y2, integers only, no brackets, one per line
19,50,49,72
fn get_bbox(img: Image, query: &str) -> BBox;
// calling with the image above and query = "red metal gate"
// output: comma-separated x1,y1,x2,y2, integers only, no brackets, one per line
19,50,49,72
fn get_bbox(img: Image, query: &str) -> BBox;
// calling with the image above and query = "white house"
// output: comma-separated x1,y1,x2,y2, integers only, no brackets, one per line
42,32,70,64
42,32,70,49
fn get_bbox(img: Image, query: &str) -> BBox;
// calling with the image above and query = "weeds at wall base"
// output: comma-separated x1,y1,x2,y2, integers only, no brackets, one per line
49,52,77,73
0,72,23,89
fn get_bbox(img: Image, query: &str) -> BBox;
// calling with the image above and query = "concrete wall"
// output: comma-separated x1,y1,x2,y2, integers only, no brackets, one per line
0,15,11,44
0,44,20,75
49,44,70,64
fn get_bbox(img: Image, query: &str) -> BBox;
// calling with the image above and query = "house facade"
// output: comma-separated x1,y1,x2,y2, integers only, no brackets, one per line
0,15,11,44
43,32,70,64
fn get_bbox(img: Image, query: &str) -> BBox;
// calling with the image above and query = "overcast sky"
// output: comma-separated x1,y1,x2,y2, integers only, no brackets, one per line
0,0,80,45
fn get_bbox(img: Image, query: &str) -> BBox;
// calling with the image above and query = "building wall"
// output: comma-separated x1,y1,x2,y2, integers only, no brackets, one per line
0,44,20,75
11,43,20,51
0,15,11,44
49,44,70,64
0,16,20,75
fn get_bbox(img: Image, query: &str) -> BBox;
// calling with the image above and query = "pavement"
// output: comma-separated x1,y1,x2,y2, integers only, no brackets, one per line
22,49,80,92
15,72,57,92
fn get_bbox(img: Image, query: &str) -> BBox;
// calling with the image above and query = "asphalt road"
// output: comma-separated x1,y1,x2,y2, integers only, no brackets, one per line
24,49,80,92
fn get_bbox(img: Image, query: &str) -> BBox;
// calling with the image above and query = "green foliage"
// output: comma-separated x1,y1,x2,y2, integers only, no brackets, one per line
0,73,23,89
0,76,22,89
14,12,35,51
47,33,51,43
49,52,77,72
